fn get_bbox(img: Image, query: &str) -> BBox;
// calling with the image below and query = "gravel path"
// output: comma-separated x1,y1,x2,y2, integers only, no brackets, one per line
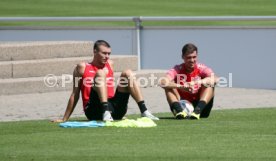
1,87,276,122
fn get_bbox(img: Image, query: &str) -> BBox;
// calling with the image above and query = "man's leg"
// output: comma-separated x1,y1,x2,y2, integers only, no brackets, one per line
84,88,112,120
92,69,113,121
164,88,188,119
165,88,180,104
109,90,129,120
117,69,159,120
190,87,214,119
199,87,215,118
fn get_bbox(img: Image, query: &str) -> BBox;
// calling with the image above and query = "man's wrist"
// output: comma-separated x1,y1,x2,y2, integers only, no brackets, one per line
176,84,183,89
196,79,203,85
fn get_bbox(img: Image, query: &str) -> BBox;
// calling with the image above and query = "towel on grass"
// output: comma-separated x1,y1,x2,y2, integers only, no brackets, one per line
105,117,157,128
59,121,105,128
59,117,156,128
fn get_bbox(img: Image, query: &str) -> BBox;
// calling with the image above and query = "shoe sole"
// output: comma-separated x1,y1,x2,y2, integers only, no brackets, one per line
176,115,188,120
189,116,199,120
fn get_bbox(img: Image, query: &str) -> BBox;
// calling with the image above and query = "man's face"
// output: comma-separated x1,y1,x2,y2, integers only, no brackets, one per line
94,45,111,64
183,51,197,70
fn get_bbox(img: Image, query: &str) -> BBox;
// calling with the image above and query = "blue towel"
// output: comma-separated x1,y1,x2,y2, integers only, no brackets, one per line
59,118,157,128
59,121,106,128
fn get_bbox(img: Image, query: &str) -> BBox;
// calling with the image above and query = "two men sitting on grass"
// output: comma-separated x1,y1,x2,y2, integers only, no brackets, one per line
54,40,218,122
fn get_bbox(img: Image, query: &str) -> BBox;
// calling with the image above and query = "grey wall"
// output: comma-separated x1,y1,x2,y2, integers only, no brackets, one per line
0,29,136,55
141,28,276,89
1,27,276,89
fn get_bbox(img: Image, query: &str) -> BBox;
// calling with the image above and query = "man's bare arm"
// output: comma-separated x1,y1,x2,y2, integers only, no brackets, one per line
52,63,85,122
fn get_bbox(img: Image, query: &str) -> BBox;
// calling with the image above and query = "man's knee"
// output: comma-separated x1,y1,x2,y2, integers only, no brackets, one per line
95,69,106,78
121,69,134,78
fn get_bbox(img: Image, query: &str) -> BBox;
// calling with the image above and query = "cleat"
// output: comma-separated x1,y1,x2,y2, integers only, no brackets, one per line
103,111,113,121
175,111,188,119
190,112,200,120
141,110,159,120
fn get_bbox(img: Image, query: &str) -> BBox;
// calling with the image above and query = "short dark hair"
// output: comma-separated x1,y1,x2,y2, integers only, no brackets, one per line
182,43,198,57
93,40,111,52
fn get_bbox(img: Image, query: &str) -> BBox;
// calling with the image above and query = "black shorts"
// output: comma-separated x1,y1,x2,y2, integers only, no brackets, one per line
84,89,130,120
192,97,214,118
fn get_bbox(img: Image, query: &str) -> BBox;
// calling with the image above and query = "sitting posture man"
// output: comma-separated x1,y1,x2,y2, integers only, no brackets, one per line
54,40,158,122
159,43,218,120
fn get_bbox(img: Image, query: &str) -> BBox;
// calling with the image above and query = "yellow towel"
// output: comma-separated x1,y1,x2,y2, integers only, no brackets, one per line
105,117,157,128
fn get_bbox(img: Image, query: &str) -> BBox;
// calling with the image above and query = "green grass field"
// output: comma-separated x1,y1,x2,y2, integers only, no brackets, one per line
1,0,276,26
1,108,275,161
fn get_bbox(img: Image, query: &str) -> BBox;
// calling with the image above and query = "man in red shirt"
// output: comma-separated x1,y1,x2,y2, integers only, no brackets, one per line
159,43,218,120
54,40,158,122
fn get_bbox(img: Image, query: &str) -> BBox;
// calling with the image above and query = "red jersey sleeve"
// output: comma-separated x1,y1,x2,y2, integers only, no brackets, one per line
197,63,214,78
166,64,182,80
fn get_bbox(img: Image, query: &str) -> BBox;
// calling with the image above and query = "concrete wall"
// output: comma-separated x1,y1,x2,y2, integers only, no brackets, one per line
141,27,276,89
1,27,275,89
0,28,136,55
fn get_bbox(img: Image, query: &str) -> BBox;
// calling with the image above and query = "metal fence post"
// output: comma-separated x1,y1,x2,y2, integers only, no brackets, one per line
133,17,142,70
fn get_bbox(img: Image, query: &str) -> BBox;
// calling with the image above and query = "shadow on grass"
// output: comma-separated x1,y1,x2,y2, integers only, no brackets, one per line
158,116,176,120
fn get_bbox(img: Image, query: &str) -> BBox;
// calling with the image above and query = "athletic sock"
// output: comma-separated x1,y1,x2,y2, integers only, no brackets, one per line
195,100,207,114
101,102,109,112
137,101,147,113
171,102,183,113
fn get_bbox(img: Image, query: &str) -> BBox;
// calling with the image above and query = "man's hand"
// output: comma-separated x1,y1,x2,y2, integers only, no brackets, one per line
51,119,65,123
183,82,193,93
180,81,200,94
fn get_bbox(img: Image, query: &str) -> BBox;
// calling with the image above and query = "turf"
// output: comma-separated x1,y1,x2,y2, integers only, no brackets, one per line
0,108,275,161
1,0,276,26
